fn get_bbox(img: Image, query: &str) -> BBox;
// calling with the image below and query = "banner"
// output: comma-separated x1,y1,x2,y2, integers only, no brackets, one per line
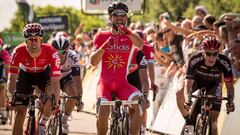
15,0,37,23
38,15,69,32
81,0,144,15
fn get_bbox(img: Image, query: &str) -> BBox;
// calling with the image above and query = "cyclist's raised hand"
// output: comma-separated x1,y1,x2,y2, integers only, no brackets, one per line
118,25,132,36
102,36,115,50
226,102,235,113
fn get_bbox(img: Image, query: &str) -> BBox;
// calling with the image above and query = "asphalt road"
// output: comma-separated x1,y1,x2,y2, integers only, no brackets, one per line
0,111,160,135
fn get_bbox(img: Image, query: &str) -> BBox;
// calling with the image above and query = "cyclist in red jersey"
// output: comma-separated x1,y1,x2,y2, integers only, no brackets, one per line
90,2,143,135
7,23,61,135
0,38,11,124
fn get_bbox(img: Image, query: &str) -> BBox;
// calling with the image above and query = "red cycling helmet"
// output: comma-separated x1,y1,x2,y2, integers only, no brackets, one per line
22,23,44,38
133,30,145,41
201,37,221,50
55,31,68,38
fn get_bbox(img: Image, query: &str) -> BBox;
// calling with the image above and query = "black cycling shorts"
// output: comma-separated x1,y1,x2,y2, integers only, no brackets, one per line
13,67,50,106
60,74,74,92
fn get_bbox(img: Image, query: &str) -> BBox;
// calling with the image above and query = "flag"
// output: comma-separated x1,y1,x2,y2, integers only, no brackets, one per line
15,0,37,23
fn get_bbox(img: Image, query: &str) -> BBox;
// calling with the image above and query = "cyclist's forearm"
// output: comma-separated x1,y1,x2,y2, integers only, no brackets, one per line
184,79,194,102
128,33,143,49
147,63,155,84
139,68,149,95
7,73,18,94
73,75,83,96
50,77,60,102
90,48,104,66
225,82,235,103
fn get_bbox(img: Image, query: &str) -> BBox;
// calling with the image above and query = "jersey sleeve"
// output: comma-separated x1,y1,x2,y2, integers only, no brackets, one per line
48,46,61,77
220,56,234,82
186,55,196,80
9,48,21,74
69,51,81,76
93,32,103,50
1,50,11,65
137,50,147,69
142,43,155,64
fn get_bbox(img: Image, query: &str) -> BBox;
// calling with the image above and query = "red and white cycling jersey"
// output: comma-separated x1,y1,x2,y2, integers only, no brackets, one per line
10,43,61,77
94,31,136,79
94,31,140,101
142,40,154,64
0,50,11,65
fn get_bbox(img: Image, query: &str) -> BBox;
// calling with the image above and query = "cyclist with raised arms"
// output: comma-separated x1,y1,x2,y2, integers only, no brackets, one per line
51,32,83,134
184,37,235,135
90,2,143,135
0,38,11,124
7,23,61,135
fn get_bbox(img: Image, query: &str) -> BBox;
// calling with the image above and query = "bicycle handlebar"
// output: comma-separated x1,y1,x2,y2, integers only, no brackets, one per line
191,94,228,101
100,100,139,106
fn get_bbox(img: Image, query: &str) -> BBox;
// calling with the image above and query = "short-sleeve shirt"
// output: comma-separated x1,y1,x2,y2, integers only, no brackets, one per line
10,43,61,77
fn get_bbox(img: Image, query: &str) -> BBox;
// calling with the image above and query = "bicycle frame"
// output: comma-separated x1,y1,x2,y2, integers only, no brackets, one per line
46,94,82,135
191,89,229,135
98,99,141,135
11,94,55,135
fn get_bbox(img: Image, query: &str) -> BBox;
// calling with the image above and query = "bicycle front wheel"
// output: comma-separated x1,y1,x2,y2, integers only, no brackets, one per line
121,113,129,135
46,115,59,135
203,115,211,135
25,117,36,135
195,114,204,135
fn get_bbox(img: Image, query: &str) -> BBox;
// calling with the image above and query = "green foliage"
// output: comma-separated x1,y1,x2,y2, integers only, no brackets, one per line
1,5,106,42
2,0,240,36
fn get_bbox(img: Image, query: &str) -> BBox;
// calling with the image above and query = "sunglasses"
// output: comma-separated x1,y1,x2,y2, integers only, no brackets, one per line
112,13,127,17
111,10,127,17
58,50,68,55
27,37,41,42
205,52,219,57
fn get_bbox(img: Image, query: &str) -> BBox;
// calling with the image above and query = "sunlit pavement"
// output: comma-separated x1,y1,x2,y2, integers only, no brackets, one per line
0,111,160,135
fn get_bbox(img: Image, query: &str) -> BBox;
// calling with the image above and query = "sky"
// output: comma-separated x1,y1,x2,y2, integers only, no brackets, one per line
0,0,81,32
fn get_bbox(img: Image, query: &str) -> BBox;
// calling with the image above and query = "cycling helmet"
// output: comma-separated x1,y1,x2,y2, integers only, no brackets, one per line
133,30,145,41
23,23,44,38
201,37,221,50
55,31,68,38
108,2,128,15
52,35,70,50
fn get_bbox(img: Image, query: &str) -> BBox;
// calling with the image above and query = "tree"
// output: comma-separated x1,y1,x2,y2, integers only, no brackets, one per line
1,5,106,42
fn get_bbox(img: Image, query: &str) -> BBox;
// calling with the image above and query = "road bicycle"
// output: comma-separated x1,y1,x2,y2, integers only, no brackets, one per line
11,93,55,135
46,93,83,135
97,97,143,135
188,88,232,135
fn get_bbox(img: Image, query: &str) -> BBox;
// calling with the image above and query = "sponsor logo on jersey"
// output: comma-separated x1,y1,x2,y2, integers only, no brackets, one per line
105,44,130,52
140,56,148,66
190,56,204,67
104,53,126,70
219,59,231,72
196,69,221,79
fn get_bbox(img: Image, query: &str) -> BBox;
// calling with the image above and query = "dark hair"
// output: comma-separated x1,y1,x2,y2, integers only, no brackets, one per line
213,20,226,28
204,15,216,25
108,2,128,15
156,32,164,41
